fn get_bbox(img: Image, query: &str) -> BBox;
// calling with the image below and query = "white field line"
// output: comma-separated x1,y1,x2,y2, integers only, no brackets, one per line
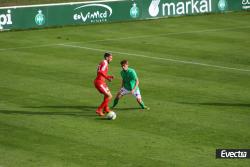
0,26,250,52
55,25,250,45
58,43,250,73
0,44,56,51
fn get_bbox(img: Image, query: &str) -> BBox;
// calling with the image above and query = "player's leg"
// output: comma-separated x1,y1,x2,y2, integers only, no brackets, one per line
133,89,150,110
112,87,129,108
95,82,112,116
103,91,113,113
112,92,121,108
136,97,149,110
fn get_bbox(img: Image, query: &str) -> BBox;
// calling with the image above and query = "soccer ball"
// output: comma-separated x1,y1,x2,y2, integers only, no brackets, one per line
106,111,116,120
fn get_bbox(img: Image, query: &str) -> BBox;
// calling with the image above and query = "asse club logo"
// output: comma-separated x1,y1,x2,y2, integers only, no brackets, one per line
218,0,228,11
35,10,45,26
130,2,140,18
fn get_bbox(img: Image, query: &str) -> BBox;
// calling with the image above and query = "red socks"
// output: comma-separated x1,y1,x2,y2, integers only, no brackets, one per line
98,96,109,111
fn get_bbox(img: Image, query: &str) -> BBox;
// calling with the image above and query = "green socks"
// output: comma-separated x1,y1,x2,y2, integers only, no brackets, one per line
139,101,145,109
112,98,119,108
113,98,146,109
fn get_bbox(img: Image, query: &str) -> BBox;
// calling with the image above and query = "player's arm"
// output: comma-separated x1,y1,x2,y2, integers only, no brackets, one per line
131,70,139,94
98,71,113,81
97,62,114,81
121,79,124,88
131,78,139,94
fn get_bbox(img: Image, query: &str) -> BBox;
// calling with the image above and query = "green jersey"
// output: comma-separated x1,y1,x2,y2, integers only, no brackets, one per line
121,68,138,91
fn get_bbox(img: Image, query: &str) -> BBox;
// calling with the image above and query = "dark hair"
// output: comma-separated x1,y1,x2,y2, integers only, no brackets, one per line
120,60,128,66
104,52,112,58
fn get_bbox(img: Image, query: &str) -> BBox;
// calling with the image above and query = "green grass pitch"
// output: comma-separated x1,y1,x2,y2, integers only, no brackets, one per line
0,12,250,167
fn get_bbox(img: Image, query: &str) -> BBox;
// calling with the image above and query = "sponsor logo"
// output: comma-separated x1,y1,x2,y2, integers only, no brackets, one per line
130,3,140,18
162,0,212,16
216,149,250,159
0,10,12,30
242,0,250,9
149,0,212,17
73,4,112,23
149,0,161,17
35,10,45,26
218,0,228,11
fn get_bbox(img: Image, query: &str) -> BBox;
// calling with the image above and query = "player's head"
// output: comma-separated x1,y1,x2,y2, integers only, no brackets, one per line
120,60,129,71
104,52,112,63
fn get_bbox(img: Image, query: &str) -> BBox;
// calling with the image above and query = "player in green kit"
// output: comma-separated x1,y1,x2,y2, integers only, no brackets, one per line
112,60,149,110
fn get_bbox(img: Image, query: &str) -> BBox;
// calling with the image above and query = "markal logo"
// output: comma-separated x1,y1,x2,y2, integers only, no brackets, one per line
218,0,228,11
35,10,45,26
73,4,112,23
242,0,250,9
216,149,250,159
130,3,140,18
149,0,212,17
0,10,12,30
149,0,161,17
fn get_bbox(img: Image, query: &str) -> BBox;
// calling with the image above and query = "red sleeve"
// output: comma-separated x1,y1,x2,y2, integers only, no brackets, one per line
97,60,111,80
98,71,110,79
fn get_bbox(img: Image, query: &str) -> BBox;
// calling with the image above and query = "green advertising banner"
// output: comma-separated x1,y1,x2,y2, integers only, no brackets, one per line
0,0,136,30
141,0,248,18
0,0,249,31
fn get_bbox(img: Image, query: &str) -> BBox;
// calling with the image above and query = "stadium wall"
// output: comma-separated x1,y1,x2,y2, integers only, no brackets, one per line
0,0,249,31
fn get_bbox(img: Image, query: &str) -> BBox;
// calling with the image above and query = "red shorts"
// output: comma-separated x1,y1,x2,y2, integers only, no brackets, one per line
94,80,110,95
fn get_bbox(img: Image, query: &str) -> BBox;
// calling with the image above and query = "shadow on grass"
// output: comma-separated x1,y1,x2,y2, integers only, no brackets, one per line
114,107,141,111
29,105,97,111
181,102,250,108
0,105,99,117
95,117,111,121
30,105,142,111
0,105,144,117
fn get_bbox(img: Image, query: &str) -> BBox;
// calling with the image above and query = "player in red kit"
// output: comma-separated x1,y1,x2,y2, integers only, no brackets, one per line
94,52,114,116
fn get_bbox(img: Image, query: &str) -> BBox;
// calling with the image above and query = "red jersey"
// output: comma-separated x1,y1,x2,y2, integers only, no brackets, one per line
95,60,111,82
